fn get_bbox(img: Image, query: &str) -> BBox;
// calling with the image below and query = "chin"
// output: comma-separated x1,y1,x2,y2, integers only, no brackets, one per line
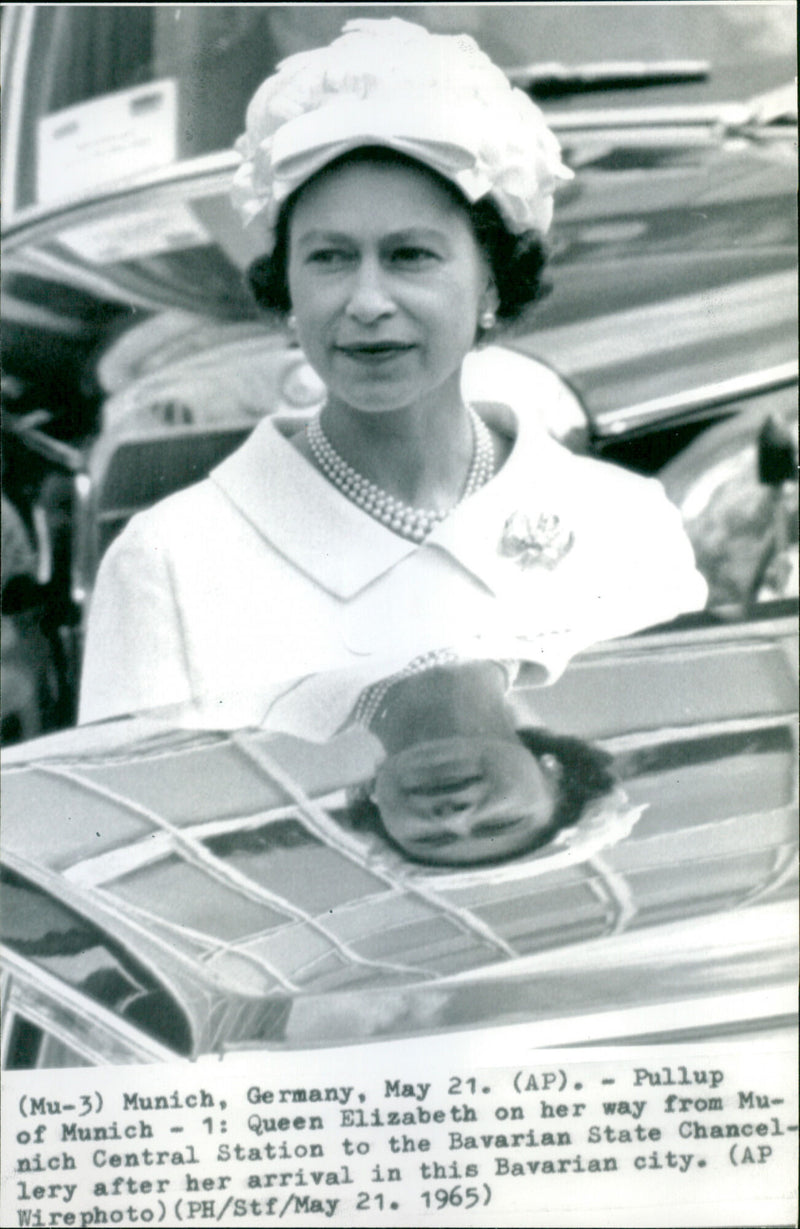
329,387,423,415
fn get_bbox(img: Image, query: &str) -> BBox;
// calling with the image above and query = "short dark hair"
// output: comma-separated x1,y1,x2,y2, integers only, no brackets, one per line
246,146,551,333
340,728,617,867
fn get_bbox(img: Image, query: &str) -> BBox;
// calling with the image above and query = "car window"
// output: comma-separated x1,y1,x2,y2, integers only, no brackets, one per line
0,867,192,1057
659,389,798,613
9,4,796,214
3,1011,93,1069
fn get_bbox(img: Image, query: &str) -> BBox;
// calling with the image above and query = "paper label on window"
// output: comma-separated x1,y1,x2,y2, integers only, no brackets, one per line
37,80,178,205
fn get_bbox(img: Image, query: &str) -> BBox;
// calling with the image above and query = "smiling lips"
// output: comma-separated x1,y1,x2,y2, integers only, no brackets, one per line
336,341,415,360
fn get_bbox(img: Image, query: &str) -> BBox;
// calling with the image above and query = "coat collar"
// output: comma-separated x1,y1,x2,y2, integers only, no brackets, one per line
209,404,562,599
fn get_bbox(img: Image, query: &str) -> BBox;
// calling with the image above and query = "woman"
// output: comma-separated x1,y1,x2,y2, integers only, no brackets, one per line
79,19,706,726
339,655,626,868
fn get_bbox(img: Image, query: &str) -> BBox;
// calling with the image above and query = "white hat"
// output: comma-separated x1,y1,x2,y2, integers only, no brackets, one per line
231,18,573,250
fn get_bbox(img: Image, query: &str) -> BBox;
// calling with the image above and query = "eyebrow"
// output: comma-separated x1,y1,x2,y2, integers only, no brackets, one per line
469,818,526,837
294,227,449,249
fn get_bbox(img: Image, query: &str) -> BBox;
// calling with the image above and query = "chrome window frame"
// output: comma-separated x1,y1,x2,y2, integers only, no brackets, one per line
1,948,179,1066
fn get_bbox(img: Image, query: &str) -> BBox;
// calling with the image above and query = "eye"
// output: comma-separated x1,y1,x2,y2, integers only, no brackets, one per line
390,245,439,266
409,831,459,847
305,248,353,268
470,819,522,837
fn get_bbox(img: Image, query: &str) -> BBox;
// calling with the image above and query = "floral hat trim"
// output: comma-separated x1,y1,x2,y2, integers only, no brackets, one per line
230,18,573,250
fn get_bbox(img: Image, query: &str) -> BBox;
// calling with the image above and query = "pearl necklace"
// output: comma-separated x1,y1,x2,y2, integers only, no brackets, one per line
307,406,494,543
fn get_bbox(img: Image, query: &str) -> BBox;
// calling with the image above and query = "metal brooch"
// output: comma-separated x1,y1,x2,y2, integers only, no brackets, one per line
499,511,575,569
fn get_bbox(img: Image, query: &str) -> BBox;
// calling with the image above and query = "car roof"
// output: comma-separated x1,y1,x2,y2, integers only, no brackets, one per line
4,631,797,1052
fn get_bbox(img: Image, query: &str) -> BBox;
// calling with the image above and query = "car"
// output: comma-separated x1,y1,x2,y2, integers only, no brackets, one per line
2,604,798,1067
1,4,797,1069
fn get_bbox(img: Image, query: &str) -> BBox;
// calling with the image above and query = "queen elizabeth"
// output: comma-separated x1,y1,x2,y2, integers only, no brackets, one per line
79,19,706,727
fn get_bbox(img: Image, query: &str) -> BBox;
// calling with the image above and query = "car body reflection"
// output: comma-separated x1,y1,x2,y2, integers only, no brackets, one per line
2,615,796,1062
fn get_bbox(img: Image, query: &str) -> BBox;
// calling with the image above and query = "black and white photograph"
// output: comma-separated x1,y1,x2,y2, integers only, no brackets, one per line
1,5,797,1226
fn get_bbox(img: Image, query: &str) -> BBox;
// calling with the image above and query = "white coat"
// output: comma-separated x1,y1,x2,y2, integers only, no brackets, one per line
78,403,707,727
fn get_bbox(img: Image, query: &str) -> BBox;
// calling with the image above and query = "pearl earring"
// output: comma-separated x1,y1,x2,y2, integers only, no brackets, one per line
287,313,297,333
480,308,496,330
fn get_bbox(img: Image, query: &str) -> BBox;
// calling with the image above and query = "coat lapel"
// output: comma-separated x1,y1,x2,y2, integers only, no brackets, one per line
209,405,566,600
209,415,417,597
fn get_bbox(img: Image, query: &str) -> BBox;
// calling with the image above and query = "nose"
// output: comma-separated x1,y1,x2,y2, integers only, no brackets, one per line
345,257,396,324
429,804,480,840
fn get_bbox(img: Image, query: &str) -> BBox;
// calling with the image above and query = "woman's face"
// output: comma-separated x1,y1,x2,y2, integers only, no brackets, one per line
372,736,559,866
286,157,495,415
